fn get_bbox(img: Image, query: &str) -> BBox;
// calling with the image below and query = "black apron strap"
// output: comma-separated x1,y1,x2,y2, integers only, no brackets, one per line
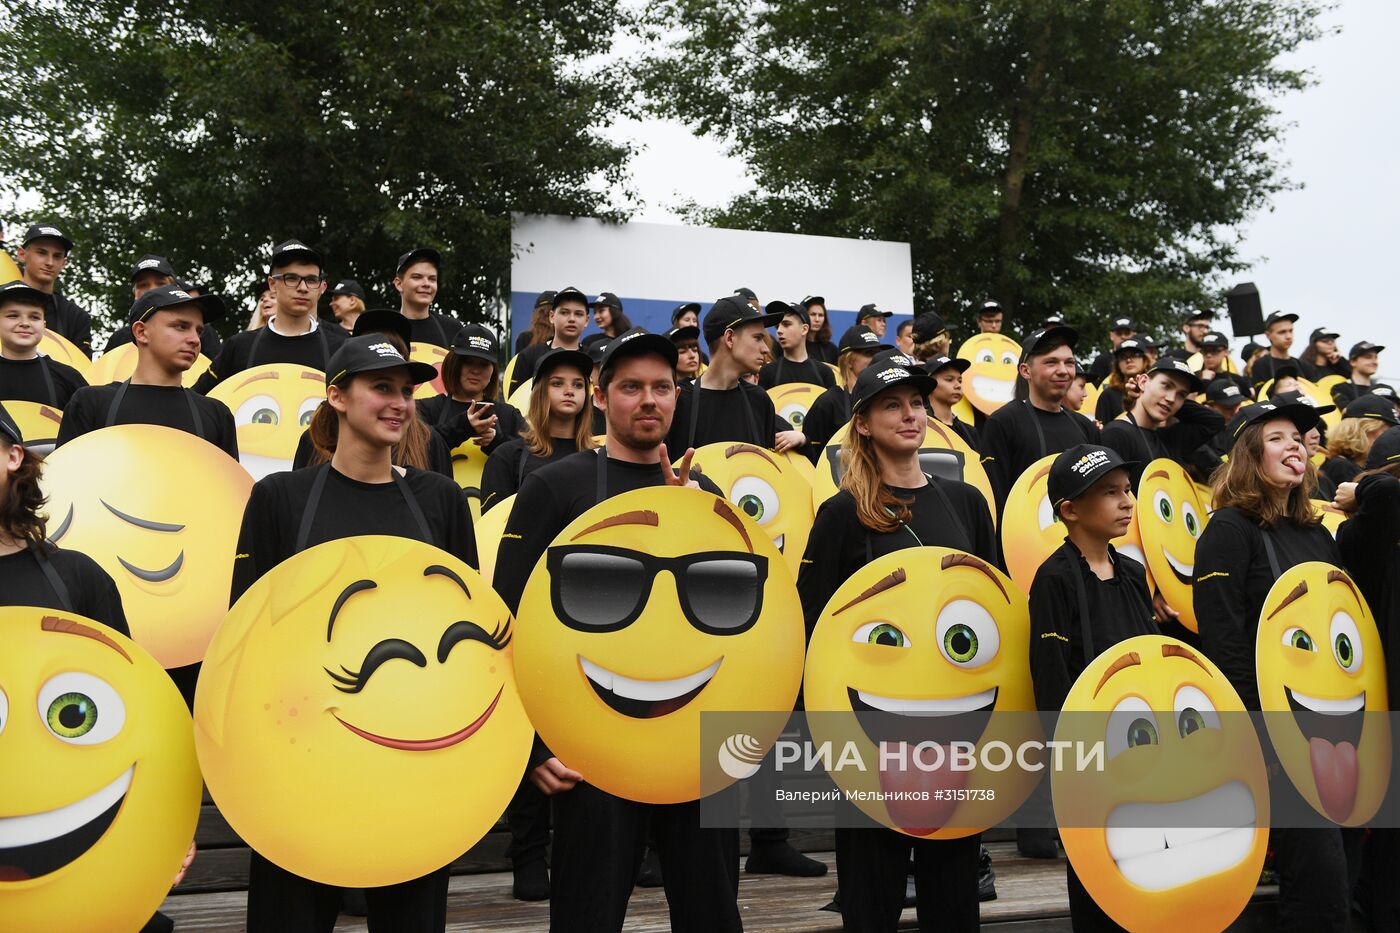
687,383,702,450
38,356,57,408
104,379,132,429
295,463,332,554
249,326,268,367
317,326,330,371
595,446,608,502
1061,540,1096,664
924,476,971,552
30,541,74,613
390,469,433,543
1023,400,1048,459
183,388,206,440
517,445,531,487
1259,527,1283,582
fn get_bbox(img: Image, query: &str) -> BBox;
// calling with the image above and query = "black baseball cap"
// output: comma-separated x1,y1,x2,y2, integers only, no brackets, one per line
250,280,272,302
1365,426,1400,469
130,254,176,282
0,279,48,309
1145,358,1206,394
801,295,826,309
1183,310,1214,324
22,223,73,252
857,303,892,321
1344,394,1400,427
327,334,438,387
1349,340,1385,359
352,308,412,347
1241,341,1266,361
1042,312,1066,327
1260,360,1301,384
703,295,785,346
1205,378,1248,407
1226,400,1321,446
0,401,21,445
591,292,623,311
551,286,589,309
1047,445,1138,512
925,354,971,377
1309,326,1340,342
534,289,558,308
1271,389,1334,417
534,347,594,384
599,328,678,374
129,284,226,325
767,300,806,324
581,332,612,351
1135,334,1159,352
734,287,758,302
977,300,1003,316
850,359,936,413
1020,325,1078,361
1113,337,1149,357
667,325,700,344
670,301,701,325
585,337,610,366
329,278,366,301
1110,317,1136,332
911,312,948,343
1373,385,1399,402
1264,311,1299,327
448,323,500,363
270,239,323,271
395,247,441,275
837,325,892,356
872,348,927,372
1199,331,1229,350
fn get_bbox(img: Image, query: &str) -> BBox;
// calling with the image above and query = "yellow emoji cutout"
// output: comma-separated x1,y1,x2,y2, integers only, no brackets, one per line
1136,459,1209,632
474,494,515,585
952,396,976,427
36,331,89,378
0,607,202,933
803,547,1040,837
690,442,815,580
1314,501,1347,538
507,377,532,413
1255,562,1390,825
449,437,491,523
1053,635,1269,933
195,536,532,887
86,342,210,389
513,487,805,804
410,342,448,399
1078,379,1103,421
207,363,325,481
767,383,825,435
2,400,62,454
957,334,1021,415
0,250,18,281
42,425,253,669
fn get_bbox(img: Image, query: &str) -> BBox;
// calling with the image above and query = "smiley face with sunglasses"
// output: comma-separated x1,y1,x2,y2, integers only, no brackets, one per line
513,485,805,804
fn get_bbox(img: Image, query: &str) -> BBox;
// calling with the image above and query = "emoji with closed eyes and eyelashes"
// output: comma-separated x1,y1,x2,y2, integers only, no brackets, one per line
767,383,825,434
512,486,805,804
803,547,1040,837
1135,458,1209,632
0,607,202,933
207,363,326,481
42,424,253,669
1053,635,1269,933
85,341,210,389
1255,562,1390,825
957,333,1022,415
3,400,63,455
194,535,531,887
409,342,448,399
690,442,814,579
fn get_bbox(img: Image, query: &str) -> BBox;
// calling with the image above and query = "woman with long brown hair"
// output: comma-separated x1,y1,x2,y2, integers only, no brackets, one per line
1194,399,1349,932
514,291,556,355
797,357,996,933
804,297,837,363
1094,337,1149,422
418,323,523,456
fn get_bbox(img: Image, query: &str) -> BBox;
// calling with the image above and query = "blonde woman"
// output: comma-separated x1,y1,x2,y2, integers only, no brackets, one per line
1322,396,1398,486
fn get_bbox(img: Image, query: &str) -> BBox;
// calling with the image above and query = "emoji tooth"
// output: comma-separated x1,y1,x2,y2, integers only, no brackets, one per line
580,656,722,702
0,766,132,849
1105,780,1257,890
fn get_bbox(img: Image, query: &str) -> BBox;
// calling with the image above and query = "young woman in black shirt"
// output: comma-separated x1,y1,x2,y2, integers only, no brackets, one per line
416,323,522,457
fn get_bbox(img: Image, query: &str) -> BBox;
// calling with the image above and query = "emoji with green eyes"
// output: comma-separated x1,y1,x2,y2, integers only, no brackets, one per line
0,606,202,933
690,441,814,579
1135,458,1209,632
1053,634,1269,933
194,535,531,886
207,363,326,480
804,547,1040,837
513,486,805,804
43,424,253,669
1255,562,1390,825
957,333,1022,415
767,382,825,433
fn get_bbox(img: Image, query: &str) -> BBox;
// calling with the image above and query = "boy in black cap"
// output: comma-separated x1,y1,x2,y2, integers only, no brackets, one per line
393,247,465,347
734,286,759,310
1248,310,1302,386
15,222,92,357
103,254,226,358
1086,317,1136,384
855,302,892,338
1330,340,1386,408
1029,444,1156,928
800,325,893,463
925,355,979,451
59,285,238,458
976,300,1003,334
1101,358,1222,471
327,278,367,333
1193,329,1248,391
758,301,836,389
0,280,87,409
195,240,347,392
894,317,914,356
507,286,589,397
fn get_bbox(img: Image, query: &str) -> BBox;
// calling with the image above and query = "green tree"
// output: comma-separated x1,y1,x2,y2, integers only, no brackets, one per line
641,0,1328,344
0,0,632,337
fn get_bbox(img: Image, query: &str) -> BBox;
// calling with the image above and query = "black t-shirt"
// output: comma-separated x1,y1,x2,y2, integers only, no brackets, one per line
0,543,129,636
231,464,478,604
404,312,466,349
666,380,779,453
979,400,1100,511
42,292,94,358
507,339,580,398
290,426,454,478
480,436,579,513
416,395,524,456
1249,354,1303,389
1029,540,1156,712
1321,456,1363,487
0,355,87,408
758,356,836,390
1095,385,1127,424
56,382,239,459
935,414,981,453
800,384,852,464
194,323,347,394
104,322,223,358
1100,401,1225,480
807,340,838,365
1337,473,1400,709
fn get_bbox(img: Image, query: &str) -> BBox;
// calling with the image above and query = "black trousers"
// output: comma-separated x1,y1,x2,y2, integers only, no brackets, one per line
1364,828,1400,931
1270,827,1349,933
1065,861,1126,932
833,827,980,932
245,851,448,933
549,781,742,933
505,771,551,867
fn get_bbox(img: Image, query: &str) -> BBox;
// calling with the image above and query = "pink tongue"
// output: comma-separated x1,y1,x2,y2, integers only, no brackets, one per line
877,742,969,835
1309,737,1358,823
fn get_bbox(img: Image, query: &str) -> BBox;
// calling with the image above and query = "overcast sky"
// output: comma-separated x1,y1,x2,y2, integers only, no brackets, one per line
610,0,1398,371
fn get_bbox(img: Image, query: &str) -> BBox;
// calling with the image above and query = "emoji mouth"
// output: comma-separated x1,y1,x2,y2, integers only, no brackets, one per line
1286,687,1366,822
580,656,722,719
0,766,133,882
1286,687,1365,747
239,453,293,482
333,687,502,750
117,550,184,583
1162,549,1194,584
774,534,785,553
971,375,1014,404
847,686,998,746
1105,780,1256,891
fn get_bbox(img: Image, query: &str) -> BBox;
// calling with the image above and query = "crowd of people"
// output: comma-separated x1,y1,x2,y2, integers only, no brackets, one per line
2,218,1399,933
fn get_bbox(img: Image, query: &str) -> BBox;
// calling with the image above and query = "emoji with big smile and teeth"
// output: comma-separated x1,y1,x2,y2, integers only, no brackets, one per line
194,536,531,886
1053,634,1270,933
207,363,326,480
513,486,805,804
957,334,1022,416
1135,458,1209,632
43,424,253,669
690,442,815,579
803,547,1040,837
0,607,202,933
767,383,825,433
1255,562,1390,825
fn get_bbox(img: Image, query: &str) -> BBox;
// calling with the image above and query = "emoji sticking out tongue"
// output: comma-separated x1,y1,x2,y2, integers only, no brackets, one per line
1309,737,1358,823
877,741,969,835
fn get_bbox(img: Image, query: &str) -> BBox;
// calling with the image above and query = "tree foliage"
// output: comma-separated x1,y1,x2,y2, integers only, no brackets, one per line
0,0,632,334
641,0,1329,343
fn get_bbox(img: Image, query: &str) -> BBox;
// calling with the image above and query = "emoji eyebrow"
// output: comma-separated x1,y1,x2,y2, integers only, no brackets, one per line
1267,580,1309,621
1161,642,1212,676
1093,652,1141,698
1146,470,1170,482
572,510,658,540
1327,570,1360,603
38,405,61,425
233,370,280,391
101,499,184,532
327,579,378,640
712,498,754,553
423,564,470,598
941,553,1009,603
834,567,907,616
1032,463,1053,486
723,443,778,468
301,371,322,382
41,615,131,663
